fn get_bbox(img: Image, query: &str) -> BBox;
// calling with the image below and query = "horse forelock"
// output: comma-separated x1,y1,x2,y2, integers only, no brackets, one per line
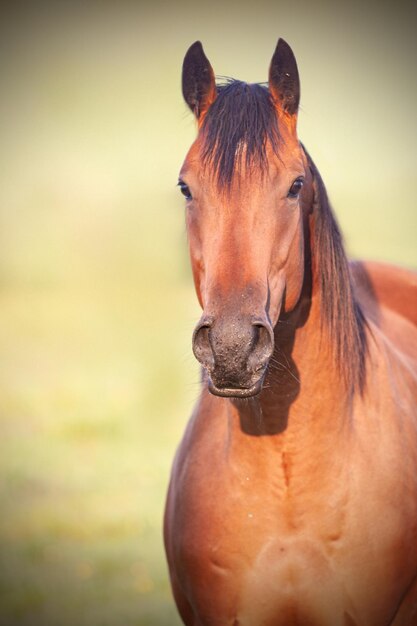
201,80,280,188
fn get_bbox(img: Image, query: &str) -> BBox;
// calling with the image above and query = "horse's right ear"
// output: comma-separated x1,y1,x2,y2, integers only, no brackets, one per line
182,41,216,120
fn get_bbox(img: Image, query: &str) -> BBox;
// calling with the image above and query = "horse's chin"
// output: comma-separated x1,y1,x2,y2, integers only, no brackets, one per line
207,376,264,398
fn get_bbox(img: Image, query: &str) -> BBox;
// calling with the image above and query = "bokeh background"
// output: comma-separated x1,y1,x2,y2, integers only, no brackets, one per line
0,1,415,625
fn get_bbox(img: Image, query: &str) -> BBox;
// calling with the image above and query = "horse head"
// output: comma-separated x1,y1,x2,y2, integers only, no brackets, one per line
179,40,314,398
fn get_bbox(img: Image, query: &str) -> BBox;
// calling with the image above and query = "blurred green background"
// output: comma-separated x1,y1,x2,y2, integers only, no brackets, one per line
0,2,415,625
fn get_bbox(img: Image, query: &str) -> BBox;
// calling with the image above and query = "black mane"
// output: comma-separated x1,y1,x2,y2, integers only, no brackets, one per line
305,150,368,397
201,80,280,187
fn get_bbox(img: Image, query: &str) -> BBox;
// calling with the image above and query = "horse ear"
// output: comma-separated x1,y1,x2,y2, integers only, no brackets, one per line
269,38,300,117
182,41,217,119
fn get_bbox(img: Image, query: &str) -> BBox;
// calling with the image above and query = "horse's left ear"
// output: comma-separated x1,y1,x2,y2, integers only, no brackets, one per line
182,41,217,120
269,38,300,118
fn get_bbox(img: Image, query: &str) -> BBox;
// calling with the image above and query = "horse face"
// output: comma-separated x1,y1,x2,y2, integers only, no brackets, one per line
180,40,310,397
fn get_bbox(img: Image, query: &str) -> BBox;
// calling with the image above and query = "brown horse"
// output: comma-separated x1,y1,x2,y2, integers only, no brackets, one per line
164,39,417,626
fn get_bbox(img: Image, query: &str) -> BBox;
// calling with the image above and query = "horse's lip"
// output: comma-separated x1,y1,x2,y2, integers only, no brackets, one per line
208,378,263,398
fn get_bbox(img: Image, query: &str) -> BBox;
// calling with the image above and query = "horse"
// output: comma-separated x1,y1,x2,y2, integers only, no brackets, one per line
164,38,417,626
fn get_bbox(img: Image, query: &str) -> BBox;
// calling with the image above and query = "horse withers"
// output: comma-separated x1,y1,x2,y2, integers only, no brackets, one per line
164,39,417,626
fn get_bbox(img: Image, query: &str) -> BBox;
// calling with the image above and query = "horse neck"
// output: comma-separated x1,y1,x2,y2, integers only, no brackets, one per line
219,280,359,526
241,290,349,433
226,279,355,506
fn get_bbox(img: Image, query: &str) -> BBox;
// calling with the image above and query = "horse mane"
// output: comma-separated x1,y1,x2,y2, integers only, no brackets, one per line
304,148,368,396
201,79,367,396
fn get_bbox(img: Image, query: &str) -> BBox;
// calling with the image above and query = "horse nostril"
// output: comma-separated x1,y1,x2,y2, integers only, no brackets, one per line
193,316,273,381
192,319,215,369
250,321,274,370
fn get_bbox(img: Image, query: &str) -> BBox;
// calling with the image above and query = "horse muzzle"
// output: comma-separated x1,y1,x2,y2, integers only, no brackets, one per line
192,315,274,398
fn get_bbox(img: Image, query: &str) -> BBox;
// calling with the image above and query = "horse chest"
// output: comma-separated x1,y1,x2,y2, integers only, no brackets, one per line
173,482,352,625
167,430,417,626
170,453,346,623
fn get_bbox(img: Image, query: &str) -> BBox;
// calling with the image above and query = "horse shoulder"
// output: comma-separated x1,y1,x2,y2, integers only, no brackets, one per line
164,392,259,622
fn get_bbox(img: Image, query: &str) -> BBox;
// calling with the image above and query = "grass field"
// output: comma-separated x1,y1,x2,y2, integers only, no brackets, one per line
0,288,197,625
0,223,198,626
0,4,415,626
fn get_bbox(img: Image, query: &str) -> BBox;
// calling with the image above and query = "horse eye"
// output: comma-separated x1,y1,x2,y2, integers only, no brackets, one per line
178,181,192,201
288,177,304,198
